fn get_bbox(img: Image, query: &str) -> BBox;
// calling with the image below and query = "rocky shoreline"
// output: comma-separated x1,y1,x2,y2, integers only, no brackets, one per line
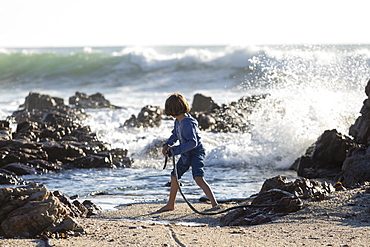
1,184,369,246
0,79,370,241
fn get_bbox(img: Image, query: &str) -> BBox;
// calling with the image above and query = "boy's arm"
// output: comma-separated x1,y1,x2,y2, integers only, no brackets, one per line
172,118,198,155
164,126,178,147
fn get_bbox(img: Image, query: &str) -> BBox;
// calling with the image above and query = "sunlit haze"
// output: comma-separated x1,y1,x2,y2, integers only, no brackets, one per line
0,0,369,47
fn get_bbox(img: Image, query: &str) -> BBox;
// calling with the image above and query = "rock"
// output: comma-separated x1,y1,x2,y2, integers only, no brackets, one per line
260,175,335,201
220,188,302,226
82,200,102,217
191,94,216,112
53,190,87,218
0,183,80,238
72,200,89,217
192,94,268,132
42,142,85,163
125,93,267,132
0,169,26,185
292,129,355,179
339,146,370,188
0,92,133,175
12,92,87,126
193,113,216,130
27,159,62,173
2,162,37,175
220,175,336,226
24,92,61,110
74,155,114,169
292,78,370,186
0,140,48,167
45,216,79,233
69,92,121,109
124,105,162,128
0,121,12,141
350,79,370,144
109,148,133,168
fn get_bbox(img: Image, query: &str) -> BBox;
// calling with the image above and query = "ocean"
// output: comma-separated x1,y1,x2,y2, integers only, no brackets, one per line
0,45,369,210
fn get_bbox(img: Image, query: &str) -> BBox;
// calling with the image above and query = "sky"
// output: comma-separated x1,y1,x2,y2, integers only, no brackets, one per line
0,0,369,48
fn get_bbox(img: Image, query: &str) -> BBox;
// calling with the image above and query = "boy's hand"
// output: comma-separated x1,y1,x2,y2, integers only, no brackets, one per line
162,145,172,156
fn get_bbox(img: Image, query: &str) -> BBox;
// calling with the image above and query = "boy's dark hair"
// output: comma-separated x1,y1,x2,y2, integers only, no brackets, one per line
164,93,191,116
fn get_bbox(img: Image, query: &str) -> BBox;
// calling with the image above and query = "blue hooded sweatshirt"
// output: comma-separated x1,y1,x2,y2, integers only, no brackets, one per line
164,114,202,163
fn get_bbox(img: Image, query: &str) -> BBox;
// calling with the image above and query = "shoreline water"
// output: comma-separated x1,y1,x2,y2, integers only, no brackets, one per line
19,164,299,211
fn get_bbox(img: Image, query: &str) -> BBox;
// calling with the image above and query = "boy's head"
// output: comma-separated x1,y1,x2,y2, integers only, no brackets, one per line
164,93,191,117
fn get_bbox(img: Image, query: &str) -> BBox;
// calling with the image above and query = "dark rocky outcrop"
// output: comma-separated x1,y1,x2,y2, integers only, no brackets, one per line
291,79,370,187
0,92,132,185
191,93,268,132
349,79,370,145
124,105,162,128
191,94,216,112
0,183,101,238
220,176,333,226
0,169,26,185
291,129,356,179
339,146,370,188
12,92,86,125
69,92,120,109
220,189,301,226
0,120,12,141
0,183,81,238
53,191,102,218
260,175,335,201
124,93,268,133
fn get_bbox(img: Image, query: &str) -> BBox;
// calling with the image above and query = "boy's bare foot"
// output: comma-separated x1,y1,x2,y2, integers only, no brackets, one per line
156,205,174,213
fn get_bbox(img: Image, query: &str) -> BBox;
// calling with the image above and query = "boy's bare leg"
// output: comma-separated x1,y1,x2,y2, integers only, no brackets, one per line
194,176,218,207
157,175,179,212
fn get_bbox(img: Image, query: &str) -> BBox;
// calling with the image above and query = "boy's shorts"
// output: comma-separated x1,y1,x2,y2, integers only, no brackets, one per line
171,146,205,179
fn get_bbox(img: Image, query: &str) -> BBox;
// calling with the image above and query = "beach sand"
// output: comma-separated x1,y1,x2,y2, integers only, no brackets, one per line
1,187,369,247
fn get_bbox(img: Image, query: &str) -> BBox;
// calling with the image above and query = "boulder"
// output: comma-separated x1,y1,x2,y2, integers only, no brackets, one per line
0,140,48,167
220,188,302,226
2,163,37,175
260,175,335,200
0,121,12,141
192,94,268,132
191,93,216,112
291,129,355,179
69,92,121,109
220,175,334,226
0,92,133,180
24,92,61,110
349,79,370,145
74,155,114,169
109,148,133,168
42,142,85,163
339,146,370,187
0,183,81,238
0,169,26,185
124,105,162,128
27,159,62,173
82,200,103,217
12,92,87,125
292,78,370,187
53,190,90,218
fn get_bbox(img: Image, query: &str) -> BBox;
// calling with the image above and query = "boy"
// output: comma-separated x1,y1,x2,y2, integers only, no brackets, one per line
157,93,218,212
